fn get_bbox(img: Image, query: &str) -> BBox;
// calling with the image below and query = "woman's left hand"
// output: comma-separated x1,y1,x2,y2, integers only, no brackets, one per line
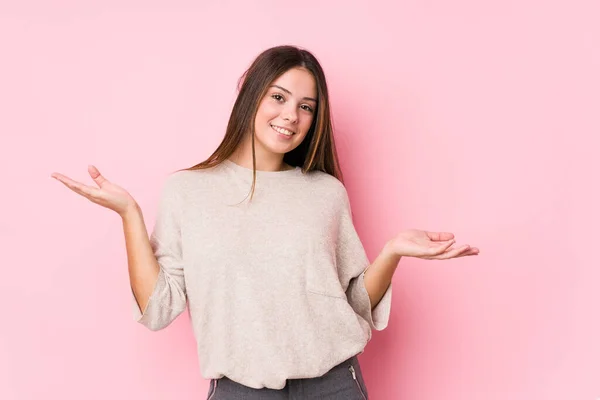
385,229,479,260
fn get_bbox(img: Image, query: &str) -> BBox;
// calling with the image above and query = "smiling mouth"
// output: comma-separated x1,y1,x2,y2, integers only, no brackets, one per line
270,124,295,136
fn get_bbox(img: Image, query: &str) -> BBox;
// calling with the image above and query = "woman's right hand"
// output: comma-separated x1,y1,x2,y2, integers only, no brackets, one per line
51,165,139,218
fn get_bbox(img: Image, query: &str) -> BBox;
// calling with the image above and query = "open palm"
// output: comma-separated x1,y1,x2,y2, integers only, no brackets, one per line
387,229,479,260
51,165,138,217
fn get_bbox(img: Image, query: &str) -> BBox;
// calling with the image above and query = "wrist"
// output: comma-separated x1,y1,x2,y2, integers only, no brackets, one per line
382,240,403,263
120,202,141,220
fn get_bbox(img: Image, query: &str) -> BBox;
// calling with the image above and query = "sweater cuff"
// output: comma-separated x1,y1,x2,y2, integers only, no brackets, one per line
131,267,168,327
364,271,392,331
348,270,393,331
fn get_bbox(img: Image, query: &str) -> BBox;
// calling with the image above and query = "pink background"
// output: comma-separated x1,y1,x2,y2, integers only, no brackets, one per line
1,1,598,399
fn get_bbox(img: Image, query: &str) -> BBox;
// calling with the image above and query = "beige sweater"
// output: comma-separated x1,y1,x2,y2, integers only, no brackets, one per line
131,159,393,389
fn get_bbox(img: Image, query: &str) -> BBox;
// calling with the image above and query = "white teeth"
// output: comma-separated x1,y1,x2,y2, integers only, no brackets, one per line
271,125,294,136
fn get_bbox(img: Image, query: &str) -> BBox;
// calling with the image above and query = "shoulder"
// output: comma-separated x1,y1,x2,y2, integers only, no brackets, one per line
304,169,349,206
159,167,217,200
162,169,196,191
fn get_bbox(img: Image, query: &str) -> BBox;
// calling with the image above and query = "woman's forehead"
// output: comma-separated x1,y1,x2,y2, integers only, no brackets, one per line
270,68,317,99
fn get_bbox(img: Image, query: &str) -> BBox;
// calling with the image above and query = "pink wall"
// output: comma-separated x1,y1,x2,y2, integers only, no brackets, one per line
1,1,598,399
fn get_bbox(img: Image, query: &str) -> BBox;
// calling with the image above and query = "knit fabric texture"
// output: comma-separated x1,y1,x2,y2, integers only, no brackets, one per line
131,159,393,389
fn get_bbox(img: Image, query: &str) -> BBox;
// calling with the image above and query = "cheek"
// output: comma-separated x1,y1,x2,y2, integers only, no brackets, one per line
300,114,315,131
256,101,279,122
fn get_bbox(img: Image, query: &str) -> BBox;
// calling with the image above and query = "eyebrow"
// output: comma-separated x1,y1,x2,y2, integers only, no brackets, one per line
270,85,317,103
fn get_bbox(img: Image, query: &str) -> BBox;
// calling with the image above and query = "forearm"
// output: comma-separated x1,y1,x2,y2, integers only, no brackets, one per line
122,204,160,314
364,241,401,310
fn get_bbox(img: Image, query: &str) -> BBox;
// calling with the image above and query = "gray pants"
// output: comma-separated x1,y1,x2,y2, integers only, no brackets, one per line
206,355,369,399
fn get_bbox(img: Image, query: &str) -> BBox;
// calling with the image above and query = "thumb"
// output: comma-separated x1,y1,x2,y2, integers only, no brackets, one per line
88,165,108,188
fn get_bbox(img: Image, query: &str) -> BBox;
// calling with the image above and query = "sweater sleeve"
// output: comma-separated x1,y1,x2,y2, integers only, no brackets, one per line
337,186,392,332
131,173,188,331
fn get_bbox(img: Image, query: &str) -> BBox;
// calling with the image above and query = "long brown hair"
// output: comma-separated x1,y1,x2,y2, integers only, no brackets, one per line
180,45,344,201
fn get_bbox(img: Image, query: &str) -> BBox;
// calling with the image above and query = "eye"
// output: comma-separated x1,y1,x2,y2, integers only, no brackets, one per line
300,104,314,113
271,93,284,102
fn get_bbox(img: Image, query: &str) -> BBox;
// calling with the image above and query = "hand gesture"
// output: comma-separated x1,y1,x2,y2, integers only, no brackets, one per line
386,229,479,260
51,165,138,218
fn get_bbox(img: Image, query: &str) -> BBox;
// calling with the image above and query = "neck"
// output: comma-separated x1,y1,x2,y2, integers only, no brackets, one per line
230,137,291,172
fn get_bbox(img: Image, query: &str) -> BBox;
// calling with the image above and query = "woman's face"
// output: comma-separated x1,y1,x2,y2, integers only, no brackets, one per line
253,67,317,159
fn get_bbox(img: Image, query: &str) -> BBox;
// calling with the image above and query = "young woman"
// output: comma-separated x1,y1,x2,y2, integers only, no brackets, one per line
52,45,479,399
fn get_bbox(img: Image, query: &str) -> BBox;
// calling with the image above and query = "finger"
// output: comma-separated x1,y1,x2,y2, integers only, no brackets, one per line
427,231,455,242
453,248,479,257
430,239,455,255
457,247,479,255
443,244,463,253
52,172,100,198
88,165,108,188
432,244,470,259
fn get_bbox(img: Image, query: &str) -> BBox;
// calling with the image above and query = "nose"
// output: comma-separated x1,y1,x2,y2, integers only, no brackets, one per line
282,104,298,124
